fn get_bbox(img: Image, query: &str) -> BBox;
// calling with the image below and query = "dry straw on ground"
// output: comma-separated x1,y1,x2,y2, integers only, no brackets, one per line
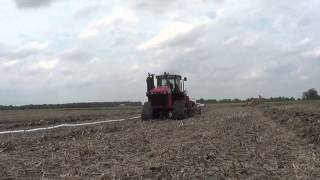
1,104,320,179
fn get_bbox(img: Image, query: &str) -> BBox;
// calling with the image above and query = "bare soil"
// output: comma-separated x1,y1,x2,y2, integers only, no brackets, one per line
1,103,320,179
0,107,141,131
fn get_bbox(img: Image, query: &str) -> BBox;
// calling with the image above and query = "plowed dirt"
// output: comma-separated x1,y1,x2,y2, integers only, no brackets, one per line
1,104,320,179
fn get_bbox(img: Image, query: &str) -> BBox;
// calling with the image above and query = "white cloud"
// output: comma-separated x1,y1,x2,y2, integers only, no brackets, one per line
216,8,225,17
301,48,320,58
237,67,265,80
297,37,311,46
0,60,19,68
79,7,139,39
22,41,49,50
299,75,309,81
137,22,196,50
128,64,139,71
79,28,98,39
223,36,239,45
34,59,59,70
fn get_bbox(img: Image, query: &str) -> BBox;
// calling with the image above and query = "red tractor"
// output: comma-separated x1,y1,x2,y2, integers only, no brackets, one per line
142,72,197,120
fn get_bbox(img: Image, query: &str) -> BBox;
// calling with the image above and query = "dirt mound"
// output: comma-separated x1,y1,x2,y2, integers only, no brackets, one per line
262,107,320,144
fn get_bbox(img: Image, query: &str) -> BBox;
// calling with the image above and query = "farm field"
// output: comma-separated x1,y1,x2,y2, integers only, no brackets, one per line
1,102,320,179
0,107,141,131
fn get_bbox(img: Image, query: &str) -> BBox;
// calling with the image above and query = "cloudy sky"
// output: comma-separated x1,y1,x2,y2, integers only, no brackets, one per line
0,0,319,105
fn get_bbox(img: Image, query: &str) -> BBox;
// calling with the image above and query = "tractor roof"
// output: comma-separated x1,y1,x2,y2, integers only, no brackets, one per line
156,72,182,79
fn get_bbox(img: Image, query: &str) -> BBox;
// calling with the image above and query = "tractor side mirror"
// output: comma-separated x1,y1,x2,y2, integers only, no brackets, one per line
184,77,187,81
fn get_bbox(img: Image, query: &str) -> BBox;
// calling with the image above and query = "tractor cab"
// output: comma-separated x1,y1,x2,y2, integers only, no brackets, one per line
146,72,187,95
156,73,185,93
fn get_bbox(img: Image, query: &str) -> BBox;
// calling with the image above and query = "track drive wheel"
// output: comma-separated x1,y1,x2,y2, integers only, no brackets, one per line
172,100,186,120
141,102,153,120
187,102,194,117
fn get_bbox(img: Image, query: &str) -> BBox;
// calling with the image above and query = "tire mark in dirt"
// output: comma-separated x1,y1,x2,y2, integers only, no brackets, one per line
0,116,140,135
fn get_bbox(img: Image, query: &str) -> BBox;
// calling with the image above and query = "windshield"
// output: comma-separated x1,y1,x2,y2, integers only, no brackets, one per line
157,77,182,92
161,78,175,87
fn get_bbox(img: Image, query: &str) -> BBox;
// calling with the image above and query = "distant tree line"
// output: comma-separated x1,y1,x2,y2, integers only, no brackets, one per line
196,97,297,104
197,88,320,104
0,101,142,110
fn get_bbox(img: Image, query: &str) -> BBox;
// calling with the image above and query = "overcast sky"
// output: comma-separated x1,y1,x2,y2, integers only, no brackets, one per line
0,0,319,105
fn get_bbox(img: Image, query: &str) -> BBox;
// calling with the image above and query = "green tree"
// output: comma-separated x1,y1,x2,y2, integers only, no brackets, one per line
198,98,205,103
302,88,319,100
